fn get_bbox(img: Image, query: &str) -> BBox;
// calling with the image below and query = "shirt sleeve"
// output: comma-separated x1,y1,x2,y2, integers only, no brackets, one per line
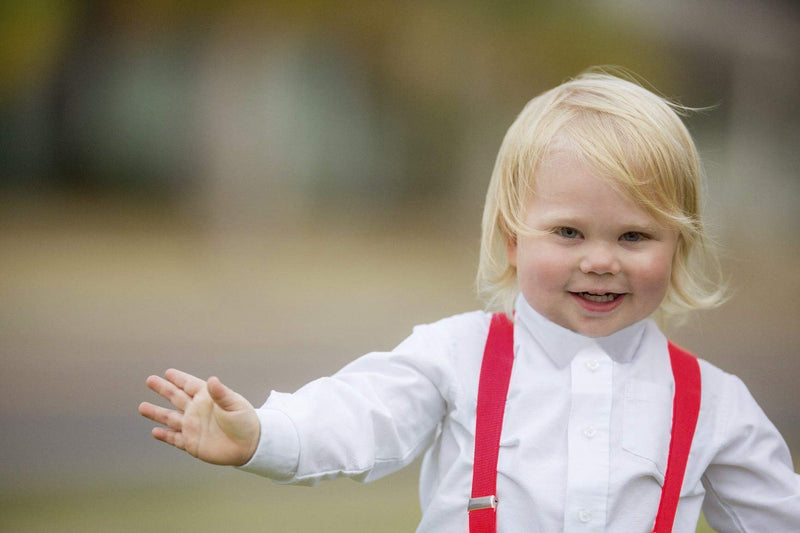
238,321,455,485
701,373,800,532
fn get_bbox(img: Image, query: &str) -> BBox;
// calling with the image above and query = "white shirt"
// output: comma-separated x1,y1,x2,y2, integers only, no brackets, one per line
241,295,800,532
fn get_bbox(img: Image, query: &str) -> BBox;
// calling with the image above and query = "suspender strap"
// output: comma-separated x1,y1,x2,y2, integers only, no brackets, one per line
469,313,515,533
653,342,702,533
469,318,702,533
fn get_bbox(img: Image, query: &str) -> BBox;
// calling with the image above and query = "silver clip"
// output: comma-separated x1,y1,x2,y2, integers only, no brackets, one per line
468,495,498,512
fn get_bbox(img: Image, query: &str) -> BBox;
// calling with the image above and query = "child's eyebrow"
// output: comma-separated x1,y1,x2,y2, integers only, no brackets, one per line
627,224,662,235
533,211,587,226
538,212,665,234
533,207,584,222
615,220,660,232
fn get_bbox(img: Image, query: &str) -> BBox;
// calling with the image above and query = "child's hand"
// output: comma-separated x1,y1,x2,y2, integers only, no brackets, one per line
138,369,260,466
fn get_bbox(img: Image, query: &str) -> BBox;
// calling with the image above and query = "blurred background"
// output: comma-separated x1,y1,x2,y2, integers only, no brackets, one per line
1,1,798,531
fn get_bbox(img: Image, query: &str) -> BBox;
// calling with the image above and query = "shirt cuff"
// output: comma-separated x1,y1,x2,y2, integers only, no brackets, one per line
237,400,300,480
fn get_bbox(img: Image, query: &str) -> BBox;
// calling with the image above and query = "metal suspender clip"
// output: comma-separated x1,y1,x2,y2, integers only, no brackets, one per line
468,495,498,512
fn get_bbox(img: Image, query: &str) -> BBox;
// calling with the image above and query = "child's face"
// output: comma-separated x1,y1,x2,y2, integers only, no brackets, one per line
506,147,679,337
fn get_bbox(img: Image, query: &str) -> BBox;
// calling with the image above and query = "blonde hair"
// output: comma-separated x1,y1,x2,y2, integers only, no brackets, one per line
477,67,727,319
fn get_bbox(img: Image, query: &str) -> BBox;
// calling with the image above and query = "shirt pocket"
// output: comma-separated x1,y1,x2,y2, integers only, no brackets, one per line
622,379,673,484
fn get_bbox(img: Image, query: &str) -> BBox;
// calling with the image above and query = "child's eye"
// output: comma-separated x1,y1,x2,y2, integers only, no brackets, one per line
620,231,646,242
556,227,581,239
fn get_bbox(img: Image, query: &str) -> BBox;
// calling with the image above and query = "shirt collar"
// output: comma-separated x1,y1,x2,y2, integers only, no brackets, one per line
514,293,646,368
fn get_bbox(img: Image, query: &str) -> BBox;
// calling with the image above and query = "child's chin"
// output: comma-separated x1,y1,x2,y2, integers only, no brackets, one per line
568,317,630,338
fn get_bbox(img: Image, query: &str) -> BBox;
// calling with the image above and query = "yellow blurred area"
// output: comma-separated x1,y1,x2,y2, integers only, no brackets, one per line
1,1,798,531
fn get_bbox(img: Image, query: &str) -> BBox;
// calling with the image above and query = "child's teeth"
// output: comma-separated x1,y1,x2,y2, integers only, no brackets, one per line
581,292,616,302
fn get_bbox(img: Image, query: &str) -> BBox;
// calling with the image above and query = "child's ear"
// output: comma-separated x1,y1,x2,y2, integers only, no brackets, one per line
505,235,517,267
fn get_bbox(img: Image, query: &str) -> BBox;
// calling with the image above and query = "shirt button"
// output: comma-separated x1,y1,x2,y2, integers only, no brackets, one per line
578,508,592,523
585,359,600,371
583,425,597,438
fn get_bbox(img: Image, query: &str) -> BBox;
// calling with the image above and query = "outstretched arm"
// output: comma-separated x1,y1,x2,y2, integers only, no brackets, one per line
138,369,260,466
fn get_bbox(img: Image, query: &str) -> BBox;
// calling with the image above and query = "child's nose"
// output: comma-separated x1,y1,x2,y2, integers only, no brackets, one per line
579,243,621,275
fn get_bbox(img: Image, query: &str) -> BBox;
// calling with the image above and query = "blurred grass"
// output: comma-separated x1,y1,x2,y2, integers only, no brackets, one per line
697,516,714,533
1,467,421,533
1,468,716,533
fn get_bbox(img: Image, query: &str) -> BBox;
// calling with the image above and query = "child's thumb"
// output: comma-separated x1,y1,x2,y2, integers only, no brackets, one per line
207,376,246,411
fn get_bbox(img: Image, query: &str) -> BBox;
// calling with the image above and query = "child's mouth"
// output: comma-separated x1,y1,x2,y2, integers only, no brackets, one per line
571,291,626,313
578,292,621,303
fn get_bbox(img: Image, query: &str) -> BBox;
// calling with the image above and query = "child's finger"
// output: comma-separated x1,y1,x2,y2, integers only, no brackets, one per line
206,376,245,412
139,401,183,431
164,368,206,397
145,374,191,411
152,426,186,451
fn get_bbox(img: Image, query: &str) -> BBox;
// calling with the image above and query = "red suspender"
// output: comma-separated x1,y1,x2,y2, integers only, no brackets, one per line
469,313,515,533
469,314,702,533
652,342,702,533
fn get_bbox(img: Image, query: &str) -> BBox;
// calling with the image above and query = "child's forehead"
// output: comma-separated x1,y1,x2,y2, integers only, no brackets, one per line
534,150,651,210
537,129,653,191
529,138,676,223
536,135,622,185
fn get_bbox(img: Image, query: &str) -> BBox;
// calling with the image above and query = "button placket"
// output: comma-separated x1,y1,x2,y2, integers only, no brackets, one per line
564,346,612,532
